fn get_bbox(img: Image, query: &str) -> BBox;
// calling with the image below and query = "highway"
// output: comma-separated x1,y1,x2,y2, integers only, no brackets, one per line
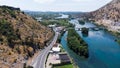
30,29,59,68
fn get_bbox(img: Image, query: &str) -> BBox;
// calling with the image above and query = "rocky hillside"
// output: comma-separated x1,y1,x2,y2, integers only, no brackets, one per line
0,6,53,68
89,0,120,32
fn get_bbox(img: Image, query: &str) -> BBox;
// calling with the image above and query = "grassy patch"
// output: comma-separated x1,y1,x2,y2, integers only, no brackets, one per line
59,45,65,52
53,64,73,68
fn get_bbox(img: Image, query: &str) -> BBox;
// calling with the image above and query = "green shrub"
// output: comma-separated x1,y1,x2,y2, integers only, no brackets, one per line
0,19,19,47
81,27,89,35
67,29,89,58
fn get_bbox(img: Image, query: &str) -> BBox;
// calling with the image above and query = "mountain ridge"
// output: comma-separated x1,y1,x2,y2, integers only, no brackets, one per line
0,6,53,68
88,0,120,32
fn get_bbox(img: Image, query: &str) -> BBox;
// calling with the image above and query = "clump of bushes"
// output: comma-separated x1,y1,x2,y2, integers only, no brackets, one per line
81,27,89,35
2,7,16,18
0,19,19,47
24,63,33,68
78,20,85,25
67,29,89,58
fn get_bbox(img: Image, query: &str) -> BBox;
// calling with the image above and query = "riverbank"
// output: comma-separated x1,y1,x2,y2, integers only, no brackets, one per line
91,21,120,37
62,19,120,68
89,21,120,45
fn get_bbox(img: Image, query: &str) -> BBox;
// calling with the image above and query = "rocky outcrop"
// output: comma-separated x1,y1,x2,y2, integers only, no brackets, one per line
89,0,120,32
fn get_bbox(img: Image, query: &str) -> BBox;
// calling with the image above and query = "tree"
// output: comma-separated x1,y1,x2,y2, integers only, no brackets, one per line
78,20,85,25
81,27,89,37
67,29,89,58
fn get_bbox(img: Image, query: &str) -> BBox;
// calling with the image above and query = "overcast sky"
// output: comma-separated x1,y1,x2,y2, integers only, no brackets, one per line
0,0,112,12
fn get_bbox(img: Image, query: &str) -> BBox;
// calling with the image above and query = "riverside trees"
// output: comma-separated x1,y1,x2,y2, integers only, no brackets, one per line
67,29,89,58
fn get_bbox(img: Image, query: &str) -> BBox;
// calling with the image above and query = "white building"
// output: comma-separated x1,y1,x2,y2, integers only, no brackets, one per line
48,24,56,28
52,43,61,52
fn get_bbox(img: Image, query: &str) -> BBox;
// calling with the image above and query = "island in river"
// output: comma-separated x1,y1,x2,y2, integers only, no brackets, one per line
61,19,120,68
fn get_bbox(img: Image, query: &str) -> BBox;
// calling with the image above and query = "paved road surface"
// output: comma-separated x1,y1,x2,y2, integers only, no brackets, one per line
31,29,59,68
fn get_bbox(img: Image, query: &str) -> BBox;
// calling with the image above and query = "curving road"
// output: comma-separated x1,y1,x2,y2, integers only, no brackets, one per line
31,29,59,68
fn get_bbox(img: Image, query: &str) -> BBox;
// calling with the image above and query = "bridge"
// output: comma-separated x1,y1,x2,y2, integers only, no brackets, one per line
65,27,105,31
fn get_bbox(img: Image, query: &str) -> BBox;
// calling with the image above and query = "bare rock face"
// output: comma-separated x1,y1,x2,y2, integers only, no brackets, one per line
0,6,53,68
89,0,120,32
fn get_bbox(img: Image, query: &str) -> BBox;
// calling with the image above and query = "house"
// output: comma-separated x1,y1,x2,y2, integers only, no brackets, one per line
52,43,60,52
48,24,56,28
56,26,64,32
59,53,71,63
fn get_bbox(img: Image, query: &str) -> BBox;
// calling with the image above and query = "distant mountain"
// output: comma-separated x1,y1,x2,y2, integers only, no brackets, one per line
0,6,53,68
88,0,120,32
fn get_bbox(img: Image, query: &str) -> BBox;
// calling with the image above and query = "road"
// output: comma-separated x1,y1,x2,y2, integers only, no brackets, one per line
30,29,59,68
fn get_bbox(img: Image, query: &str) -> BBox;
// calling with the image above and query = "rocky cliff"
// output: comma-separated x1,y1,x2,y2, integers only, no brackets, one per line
89,0,120,32
0,6,53,68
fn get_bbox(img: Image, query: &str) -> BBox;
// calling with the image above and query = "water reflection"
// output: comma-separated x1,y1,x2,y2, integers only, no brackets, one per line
82,33,89,37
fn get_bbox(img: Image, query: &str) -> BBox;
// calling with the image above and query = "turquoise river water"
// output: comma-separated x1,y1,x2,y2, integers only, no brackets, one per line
61,19,120,68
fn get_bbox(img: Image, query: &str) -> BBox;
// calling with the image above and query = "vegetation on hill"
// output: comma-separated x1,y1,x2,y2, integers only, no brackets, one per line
67,29,89,58
0,19,19,47
0,6,53,68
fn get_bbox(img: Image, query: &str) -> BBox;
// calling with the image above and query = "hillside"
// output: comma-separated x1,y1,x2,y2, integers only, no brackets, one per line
89,0,120,32
0,6,53,68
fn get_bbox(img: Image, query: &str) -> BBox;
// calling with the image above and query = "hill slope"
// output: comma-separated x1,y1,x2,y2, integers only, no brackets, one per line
89,0,120,32
0,6,53,68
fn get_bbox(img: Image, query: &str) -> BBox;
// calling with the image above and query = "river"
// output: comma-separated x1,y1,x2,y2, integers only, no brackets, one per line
61,19,120,68
56,14,69,19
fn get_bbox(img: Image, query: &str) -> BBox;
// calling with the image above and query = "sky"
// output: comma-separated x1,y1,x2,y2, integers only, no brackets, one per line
0,0,112,12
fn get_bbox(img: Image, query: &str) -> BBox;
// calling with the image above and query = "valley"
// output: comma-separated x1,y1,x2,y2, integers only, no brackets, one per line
0,0,120,68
